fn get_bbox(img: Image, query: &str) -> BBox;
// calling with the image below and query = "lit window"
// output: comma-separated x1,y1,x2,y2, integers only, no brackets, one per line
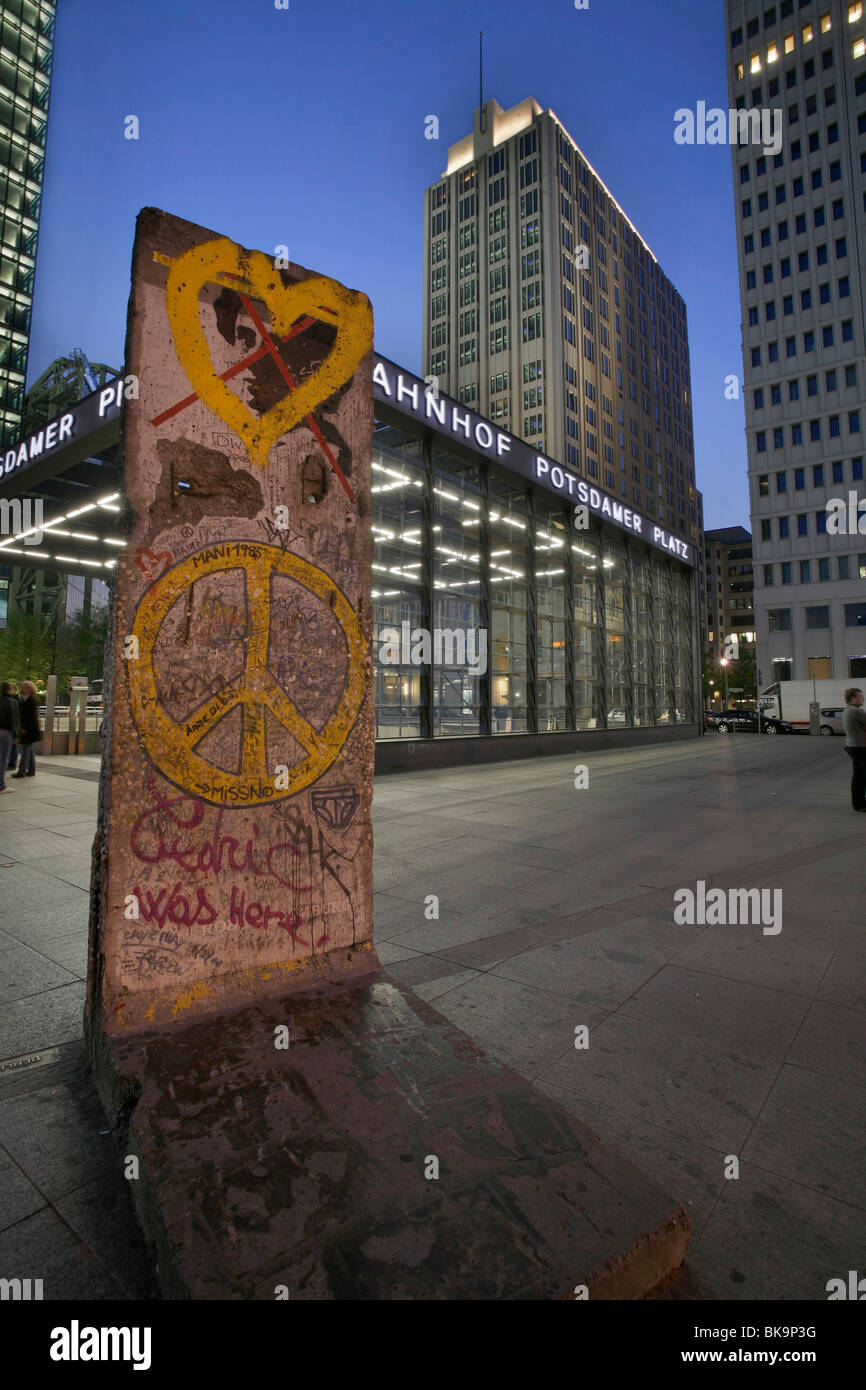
784,33,795,53
850,3,863,21
855,36,866,55
735,60,745,78
803,23,813,42
768,43,780,62
821,12,832,32
751,52,762,72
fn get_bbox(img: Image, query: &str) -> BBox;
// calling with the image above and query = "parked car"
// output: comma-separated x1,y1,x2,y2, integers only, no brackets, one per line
705,709,751,730
818,706,845,736
712,709,793,735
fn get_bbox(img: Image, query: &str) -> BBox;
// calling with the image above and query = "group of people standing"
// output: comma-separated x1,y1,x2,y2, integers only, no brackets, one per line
0,680,41,793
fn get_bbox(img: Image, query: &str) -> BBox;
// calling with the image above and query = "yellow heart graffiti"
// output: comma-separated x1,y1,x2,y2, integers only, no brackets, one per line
165,238,373,468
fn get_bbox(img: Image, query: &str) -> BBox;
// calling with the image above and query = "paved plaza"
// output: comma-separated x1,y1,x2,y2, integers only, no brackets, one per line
0,734,863,1299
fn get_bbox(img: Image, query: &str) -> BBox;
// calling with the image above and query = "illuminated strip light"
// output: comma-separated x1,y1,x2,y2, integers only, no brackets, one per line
550,110,660,265
1,490,125,550
53,554,107,567
373,463,413,482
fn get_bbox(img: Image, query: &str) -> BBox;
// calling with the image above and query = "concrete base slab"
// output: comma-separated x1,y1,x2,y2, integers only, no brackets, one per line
93,966,690,1299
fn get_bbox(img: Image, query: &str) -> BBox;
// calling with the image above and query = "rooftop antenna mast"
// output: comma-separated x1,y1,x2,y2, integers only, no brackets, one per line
479,31,486,133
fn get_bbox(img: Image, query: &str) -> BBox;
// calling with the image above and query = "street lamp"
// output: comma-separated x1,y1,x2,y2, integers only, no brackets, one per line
720,658,729,710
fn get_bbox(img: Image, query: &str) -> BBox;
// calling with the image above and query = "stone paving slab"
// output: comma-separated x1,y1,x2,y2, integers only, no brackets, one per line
0,1042,158,1301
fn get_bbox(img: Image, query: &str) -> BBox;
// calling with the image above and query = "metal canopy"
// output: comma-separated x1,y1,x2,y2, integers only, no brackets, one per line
0,384,123,575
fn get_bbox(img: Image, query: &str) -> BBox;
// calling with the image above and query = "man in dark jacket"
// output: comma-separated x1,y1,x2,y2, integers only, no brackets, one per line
0,681,21,792
12,680,40,779
842,687,866,812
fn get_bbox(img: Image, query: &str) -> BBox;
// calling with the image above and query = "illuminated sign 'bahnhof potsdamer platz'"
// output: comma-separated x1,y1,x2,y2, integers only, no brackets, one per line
0,356,700,771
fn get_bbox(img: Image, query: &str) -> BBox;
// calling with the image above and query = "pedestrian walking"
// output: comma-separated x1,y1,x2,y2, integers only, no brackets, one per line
12,680,41,779
0,680,20,793
842,687,866,812
5,681,20,771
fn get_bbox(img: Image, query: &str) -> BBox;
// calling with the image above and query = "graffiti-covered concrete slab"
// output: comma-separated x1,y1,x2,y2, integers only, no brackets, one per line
87,209,377,1042
86,208,690,1302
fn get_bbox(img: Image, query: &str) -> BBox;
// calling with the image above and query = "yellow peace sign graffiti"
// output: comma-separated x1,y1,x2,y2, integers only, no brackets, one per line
128,542,366,806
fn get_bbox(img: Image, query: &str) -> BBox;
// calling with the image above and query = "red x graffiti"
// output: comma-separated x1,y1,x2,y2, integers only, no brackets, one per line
151,271,355,502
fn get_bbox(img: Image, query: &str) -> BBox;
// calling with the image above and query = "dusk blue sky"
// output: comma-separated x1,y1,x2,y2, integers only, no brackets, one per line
30,0,747,529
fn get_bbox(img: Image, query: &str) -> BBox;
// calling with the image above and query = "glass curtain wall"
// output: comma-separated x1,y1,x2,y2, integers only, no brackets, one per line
371,422,427,739
535,499,568,731
631,547,653,726
370,414,697,739
489,477,529,732
573,526,601,729
651,554,675,725
432,445,484,736
672,567,696,723
604,533,630,727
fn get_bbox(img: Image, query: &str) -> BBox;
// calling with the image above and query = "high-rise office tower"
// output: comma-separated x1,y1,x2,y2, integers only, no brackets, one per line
704,525,756,658
727,0,866,685
422,96,703,549
0,0,56,448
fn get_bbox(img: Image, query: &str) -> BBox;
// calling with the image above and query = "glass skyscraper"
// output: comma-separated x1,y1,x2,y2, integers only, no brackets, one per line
0,0,55,448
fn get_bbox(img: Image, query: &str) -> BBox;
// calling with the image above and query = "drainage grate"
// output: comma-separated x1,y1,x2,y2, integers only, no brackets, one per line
0,1048,61,1076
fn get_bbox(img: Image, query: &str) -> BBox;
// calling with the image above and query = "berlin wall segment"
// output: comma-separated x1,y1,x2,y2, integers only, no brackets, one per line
81,209,691,1303
86,208,378,1048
